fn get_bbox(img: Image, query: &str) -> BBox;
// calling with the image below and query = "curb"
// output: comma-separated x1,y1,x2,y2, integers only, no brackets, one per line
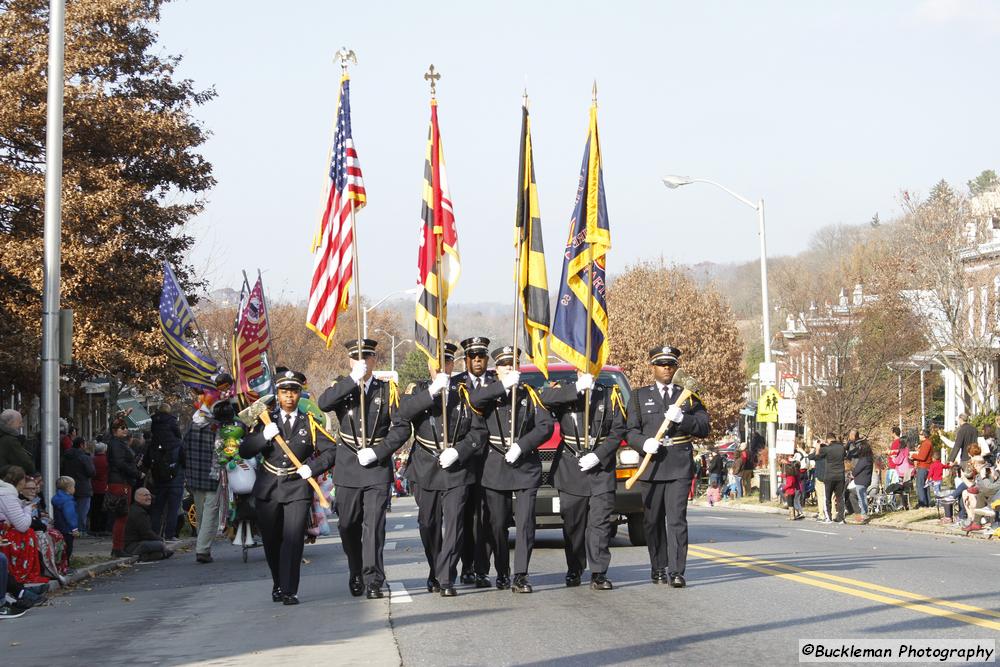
693,499,995,540
48,537,197,592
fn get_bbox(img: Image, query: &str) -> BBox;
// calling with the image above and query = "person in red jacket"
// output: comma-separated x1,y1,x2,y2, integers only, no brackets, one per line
911,429,934,508
90,441,110,536
783,461,801,520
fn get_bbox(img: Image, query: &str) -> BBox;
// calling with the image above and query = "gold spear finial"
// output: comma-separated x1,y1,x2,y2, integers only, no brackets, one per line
424,64,441,97
592,79,598,104
523,87,529,109
335,47,357,73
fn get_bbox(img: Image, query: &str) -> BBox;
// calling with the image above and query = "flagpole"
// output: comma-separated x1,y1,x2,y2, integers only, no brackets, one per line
426,66,449,449
338,48,368,450
256,269,276,394
582,83,598,451
509,94,529,446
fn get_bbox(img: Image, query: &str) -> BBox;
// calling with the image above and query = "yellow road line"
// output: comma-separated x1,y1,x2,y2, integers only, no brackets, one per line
687,546,1000,632
692,544,1000,620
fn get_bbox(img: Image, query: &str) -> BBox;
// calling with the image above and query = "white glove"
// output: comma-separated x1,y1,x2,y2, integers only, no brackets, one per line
666,405,684,423
428,372,450,397
643,438,660,454
357,448,377,466
575,373,595,393
438,447,459,468
262,422,280,441
578,452,600,471
349,359,367,384
501,370,520,390
296,464,312,479
505,443,522,464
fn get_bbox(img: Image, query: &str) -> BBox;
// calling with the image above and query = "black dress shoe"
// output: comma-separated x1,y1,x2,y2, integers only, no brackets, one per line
669,574,686,588
652,568,669,584
426,577,441,593
440,585,458,597
349,575,364,597
495,574,511,590
460,572,476,585
565,571,581,587
196,552,213,564
590,573,613,590
282,594,299,605
511,574,533,594
271,587,283,603
366,583,385,599
474,574,491,588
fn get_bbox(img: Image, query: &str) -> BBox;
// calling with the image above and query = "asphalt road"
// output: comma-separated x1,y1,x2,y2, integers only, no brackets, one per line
3,497,999,666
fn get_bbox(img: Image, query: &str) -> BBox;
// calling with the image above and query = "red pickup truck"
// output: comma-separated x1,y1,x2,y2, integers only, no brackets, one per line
518,363,647,546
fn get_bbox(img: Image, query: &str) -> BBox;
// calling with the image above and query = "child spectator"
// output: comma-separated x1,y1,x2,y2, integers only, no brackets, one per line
51,476,79,561
705,481,721,507
723,470,742,499
784,462,801,520
929,451,944,497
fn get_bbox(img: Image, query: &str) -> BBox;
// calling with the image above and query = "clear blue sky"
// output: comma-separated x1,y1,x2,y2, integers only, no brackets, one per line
157,0,1000,305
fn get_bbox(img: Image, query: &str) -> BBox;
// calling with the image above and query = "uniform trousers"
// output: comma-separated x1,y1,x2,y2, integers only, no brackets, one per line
336,484,390,586
641,478,692,576
558,490,614,575
256,497,310,595
483,487,537,576
460,483,492,576
413,483,469,586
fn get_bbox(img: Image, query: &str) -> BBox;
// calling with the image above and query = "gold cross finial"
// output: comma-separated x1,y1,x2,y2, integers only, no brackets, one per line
335,47,357,73
424,64,441,97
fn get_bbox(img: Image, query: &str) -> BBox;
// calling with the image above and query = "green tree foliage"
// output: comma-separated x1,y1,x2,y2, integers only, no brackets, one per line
397,348,430,393
967,169,998,197
0,0,215,392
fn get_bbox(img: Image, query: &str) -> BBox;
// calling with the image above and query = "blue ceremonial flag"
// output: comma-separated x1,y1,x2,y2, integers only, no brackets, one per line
550,99,611,376
159,262,219,389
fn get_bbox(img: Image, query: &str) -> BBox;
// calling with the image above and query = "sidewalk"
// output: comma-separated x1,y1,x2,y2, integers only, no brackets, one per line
47,532,197,592
690,495,998,540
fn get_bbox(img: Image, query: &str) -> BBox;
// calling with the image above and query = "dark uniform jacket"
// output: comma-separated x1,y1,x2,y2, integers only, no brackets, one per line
539,382,626,497
451,370,494,480
625,383,710,482
239,408,336,503
395,381,487,492
470,379,553,492
317,376,400,488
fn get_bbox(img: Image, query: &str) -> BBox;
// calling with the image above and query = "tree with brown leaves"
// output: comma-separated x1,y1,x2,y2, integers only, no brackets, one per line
0,0,215,394
607,260,745,438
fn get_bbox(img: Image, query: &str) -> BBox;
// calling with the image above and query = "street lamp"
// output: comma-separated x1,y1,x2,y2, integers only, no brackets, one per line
661,175,777,497
363,286,420,338
373,328,413,373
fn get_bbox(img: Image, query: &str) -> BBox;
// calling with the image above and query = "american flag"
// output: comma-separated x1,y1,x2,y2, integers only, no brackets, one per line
307,76,367,346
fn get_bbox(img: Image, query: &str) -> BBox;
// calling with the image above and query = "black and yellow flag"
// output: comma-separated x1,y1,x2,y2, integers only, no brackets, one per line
515,104,551,377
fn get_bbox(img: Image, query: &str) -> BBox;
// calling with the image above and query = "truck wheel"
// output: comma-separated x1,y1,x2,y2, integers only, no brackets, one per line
627,514,647,546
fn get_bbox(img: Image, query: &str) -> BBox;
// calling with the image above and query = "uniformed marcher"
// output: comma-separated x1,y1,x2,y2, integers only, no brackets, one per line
317,339,401,600
239,370,336,605
452,336,494,587
394,343,487,596
540,371,627,590
625,346,710,588
470,345,553,593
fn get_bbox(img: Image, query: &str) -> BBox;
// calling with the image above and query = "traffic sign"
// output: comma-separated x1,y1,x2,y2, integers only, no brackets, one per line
756,387,781,423
778,398,797,424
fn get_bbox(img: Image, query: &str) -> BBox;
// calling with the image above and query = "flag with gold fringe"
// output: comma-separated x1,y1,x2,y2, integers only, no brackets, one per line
550,98,611,375
414,99,461,364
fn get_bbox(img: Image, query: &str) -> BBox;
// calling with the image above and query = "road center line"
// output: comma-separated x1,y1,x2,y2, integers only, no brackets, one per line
689,544,1000,630
797,528,837,535
703,516,729,520
393,524,404,530
389,582,412,604
385,542,397,550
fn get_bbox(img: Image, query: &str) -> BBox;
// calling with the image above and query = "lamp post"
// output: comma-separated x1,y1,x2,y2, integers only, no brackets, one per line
363,287,421,338
662,175,777,497
373,329,413,373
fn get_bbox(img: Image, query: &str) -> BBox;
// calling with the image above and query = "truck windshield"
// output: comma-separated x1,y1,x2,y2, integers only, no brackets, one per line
519,369,631,406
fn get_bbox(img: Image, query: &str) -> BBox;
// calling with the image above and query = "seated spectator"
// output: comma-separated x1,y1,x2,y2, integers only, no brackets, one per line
705,481,721,507
18,477,68,579
0,466,50,585
124,488,173,561
940,453,979,525
961,456,1000,532
0,552,26,619
51,476,79,561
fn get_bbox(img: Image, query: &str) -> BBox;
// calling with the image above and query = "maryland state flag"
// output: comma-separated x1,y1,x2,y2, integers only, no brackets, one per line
414,99,461,364
158,262,220,389
515,103,551,378
550,98,611,376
